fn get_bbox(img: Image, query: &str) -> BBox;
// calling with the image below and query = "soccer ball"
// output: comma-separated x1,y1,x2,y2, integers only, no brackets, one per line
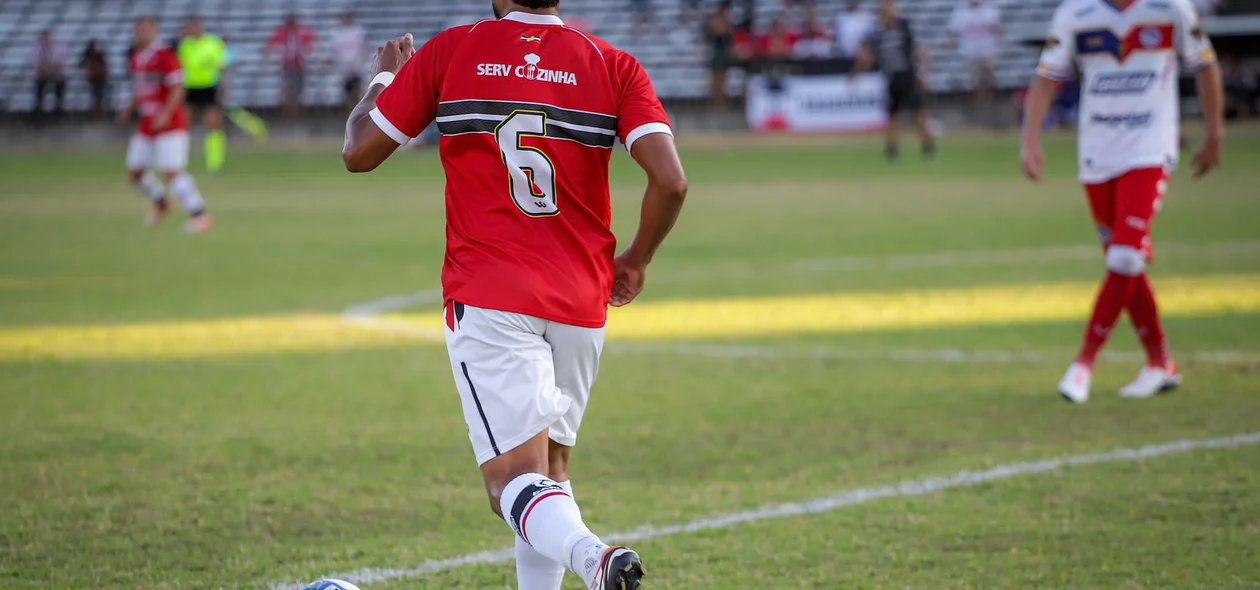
300,579,362,590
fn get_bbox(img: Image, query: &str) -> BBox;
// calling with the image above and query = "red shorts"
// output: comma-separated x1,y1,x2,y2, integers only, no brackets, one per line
1084,167,1169,262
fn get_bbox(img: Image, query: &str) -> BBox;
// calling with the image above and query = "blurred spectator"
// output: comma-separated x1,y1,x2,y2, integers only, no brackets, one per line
30,30,69,118
80,39,109,119
948,0,1002,114
858,0,935,162
1223,56,1257,119
681,0,705,23
267,13,317,120
705,1,735,108
630,0,655,35
834,0,875,61
778,0,809,30
758,18,798,60
792,5,833,59
331,12,370,111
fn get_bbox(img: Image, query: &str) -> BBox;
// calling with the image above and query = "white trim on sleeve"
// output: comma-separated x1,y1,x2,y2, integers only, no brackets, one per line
624,122,673,153
369,107,413,145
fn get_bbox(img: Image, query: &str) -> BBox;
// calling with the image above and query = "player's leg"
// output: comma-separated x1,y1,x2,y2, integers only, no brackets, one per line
1059,179,1123,402
155,131,212,233
912,104,935,161
1114,169,1180,398
514,440,574,590
126,134,170,226
446,303,641,590
511,320,608,590
885,81,903,164
204,89,227,173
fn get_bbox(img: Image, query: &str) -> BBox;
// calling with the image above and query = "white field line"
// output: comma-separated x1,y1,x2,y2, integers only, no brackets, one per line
269,430,1260,589
608,343,1260,366
341,288,444,318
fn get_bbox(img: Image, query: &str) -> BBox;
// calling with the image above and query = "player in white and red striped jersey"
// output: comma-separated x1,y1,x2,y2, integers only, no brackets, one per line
122,16,212,234
340,1,688,589
1020,0,1224,403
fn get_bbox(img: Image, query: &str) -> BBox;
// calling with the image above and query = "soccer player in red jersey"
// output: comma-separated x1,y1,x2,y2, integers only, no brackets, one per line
122,16,212,233
341,2,687,588
1021,0,1223,403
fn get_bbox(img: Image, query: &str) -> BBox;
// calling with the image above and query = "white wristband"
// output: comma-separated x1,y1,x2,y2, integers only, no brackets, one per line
370,72,396,89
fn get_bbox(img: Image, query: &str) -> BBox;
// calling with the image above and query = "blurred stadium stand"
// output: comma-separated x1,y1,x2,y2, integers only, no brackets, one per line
0,0,1060,113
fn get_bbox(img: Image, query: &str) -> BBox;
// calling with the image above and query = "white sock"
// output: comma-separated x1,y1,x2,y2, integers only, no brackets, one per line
169,174,206,216
133,170,166,203
515,480,573,590
501,474,608,587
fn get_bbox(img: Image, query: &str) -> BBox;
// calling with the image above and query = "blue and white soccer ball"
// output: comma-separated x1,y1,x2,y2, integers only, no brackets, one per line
301,579,362,590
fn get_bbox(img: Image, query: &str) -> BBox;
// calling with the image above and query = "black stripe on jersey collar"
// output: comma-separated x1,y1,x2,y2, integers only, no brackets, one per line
438,100,616,131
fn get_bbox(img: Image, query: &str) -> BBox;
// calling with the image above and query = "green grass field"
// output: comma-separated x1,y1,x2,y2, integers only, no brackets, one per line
1,128,1258,589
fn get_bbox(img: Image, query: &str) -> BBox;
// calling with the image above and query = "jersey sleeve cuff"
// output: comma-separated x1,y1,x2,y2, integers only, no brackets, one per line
623,122,673,153
369,107,413,145
1036,64,1073,82
1182,48,1217,71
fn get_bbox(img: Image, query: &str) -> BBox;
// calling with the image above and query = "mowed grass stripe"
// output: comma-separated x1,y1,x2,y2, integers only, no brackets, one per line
1,275,1258,361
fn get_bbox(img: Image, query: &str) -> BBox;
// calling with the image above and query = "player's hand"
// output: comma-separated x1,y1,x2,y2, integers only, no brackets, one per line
1192,134,1223,179
1020,141,1044,182
372,33,415,77
610,254,646,308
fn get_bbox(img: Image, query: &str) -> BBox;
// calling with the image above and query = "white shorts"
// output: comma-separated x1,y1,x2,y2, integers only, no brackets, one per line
445,302,605,466
126,131,189,173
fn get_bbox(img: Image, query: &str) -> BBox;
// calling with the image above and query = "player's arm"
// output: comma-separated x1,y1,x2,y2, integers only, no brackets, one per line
610,54,689,308
154,60,185,130
343,34,417,173
612,134,688,307
1192,62,1224,177
854,41,874,73
1177,0,1224,178
1021,6,1075,182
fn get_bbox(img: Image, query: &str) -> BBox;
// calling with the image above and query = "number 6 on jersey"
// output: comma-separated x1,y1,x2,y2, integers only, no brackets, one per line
495,110,559,217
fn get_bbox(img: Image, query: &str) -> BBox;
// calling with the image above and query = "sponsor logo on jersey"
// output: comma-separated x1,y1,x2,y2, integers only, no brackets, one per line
476,53,578,86
520,34,542,43
1090,71,1157,95
1089,111,1153,128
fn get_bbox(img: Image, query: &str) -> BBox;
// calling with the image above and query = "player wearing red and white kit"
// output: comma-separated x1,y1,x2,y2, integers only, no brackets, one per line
1021,0,1224,403
341,1,687,589
123,16,211,234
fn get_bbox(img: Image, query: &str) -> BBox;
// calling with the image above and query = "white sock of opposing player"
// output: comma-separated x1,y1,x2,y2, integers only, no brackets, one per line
501,473,608,587
133,170,166,203
168,173,206,216
515,480,573,590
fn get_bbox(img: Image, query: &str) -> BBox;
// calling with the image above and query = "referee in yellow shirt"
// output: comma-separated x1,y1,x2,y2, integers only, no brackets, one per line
178,17,228,172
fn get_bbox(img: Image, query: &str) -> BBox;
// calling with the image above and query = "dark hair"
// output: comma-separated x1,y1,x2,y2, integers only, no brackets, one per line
515,0,561,8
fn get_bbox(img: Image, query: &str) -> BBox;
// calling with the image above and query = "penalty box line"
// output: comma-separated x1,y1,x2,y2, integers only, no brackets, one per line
269,430,1260,589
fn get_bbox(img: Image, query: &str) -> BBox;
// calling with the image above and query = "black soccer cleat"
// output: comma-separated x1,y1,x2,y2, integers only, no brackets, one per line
590,546,644,590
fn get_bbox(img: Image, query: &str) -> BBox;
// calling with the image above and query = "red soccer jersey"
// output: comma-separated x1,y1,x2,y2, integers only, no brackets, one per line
130,44,188,136
373,12,673,328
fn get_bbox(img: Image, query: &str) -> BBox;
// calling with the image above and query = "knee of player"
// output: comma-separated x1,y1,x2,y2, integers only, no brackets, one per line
1105,245,1146,276
128,170,145,183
